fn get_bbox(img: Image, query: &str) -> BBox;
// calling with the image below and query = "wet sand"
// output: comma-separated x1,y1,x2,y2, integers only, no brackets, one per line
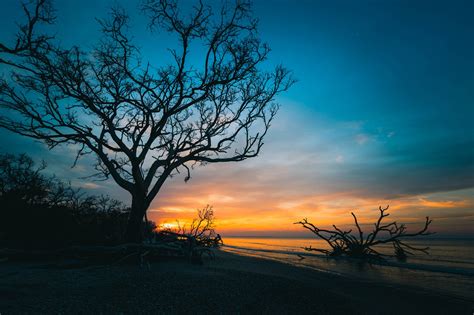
0,250,472,314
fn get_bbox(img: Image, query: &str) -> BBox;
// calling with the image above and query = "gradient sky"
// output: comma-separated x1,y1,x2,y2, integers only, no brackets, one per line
1,0,473,236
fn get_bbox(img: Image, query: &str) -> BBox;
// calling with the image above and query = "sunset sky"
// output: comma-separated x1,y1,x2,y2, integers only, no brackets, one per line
0,0,473,237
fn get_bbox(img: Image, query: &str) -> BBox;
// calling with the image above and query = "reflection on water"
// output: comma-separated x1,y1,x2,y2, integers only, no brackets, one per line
222,237,474,300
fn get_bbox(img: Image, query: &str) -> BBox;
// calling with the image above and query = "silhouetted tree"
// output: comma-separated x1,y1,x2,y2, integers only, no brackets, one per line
0,0,294,242
156,205,222,262
295,206,433,261
0,153,131,246
0,153,49,205
171,205,221,246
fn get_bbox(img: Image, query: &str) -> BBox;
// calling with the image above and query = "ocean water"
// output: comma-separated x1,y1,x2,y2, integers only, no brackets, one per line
222,237,474,300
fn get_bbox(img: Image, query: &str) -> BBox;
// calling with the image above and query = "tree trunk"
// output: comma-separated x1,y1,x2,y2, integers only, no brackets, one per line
124,194,147,243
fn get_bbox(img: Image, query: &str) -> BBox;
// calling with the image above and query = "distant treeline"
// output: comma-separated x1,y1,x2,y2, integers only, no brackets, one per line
0,153,154,248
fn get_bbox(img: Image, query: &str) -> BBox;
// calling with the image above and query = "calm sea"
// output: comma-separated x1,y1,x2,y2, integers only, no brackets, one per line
222,237,474,300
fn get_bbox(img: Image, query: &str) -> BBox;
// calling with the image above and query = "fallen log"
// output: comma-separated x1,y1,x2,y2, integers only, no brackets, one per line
0,242,216,265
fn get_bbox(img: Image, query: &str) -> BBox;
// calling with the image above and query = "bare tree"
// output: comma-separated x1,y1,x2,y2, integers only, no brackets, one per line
156,205,222,262
0,153,48,205
295,206,434,261
0,0,294,241
172,205,221,246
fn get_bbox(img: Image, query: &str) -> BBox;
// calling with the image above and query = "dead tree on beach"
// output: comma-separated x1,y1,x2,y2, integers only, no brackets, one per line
0,0,294,242
182,205,223,247
154,205,222,262
295,206,433,261
157,205,222,247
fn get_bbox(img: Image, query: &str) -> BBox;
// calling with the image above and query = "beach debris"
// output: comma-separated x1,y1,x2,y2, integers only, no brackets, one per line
153,205,223,259
295,205,434,261
296,254,305,260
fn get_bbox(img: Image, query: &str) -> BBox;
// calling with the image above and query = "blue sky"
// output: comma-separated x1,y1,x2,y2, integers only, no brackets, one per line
0,0,473,235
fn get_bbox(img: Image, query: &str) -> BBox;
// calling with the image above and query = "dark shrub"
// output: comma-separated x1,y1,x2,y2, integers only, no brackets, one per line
0,153,133,248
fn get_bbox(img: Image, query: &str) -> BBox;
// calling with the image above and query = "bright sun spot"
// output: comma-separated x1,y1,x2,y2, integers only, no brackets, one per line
161,223,177,230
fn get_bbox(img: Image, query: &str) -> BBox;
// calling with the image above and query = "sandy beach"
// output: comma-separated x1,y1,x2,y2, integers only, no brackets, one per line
0,250,472,314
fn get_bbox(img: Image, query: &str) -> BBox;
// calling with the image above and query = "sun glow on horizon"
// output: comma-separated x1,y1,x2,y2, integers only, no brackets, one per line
159,222,179,231
0,0,471,239
148,186,474,237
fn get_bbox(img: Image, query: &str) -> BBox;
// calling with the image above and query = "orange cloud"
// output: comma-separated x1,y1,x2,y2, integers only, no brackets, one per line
147,166,474,236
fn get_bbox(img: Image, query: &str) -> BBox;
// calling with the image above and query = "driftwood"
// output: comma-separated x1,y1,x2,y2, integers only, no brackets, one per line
295,205,433,261
0,241,216,266
0,205,223,266
151,205,224,261
150,230,223,262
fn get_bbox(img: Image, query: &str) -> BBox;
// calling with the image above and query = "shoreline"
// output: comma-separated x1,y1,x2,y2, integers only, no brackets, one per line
223,245,474,301
0,250,472,314
223,243,474,276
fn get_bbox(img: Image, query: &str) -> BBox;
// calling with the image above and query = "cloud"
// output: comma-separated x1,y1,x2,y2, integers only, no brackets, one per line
1,105,472,236
0,0,472,237
81,182,101,189
355,133,370,145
